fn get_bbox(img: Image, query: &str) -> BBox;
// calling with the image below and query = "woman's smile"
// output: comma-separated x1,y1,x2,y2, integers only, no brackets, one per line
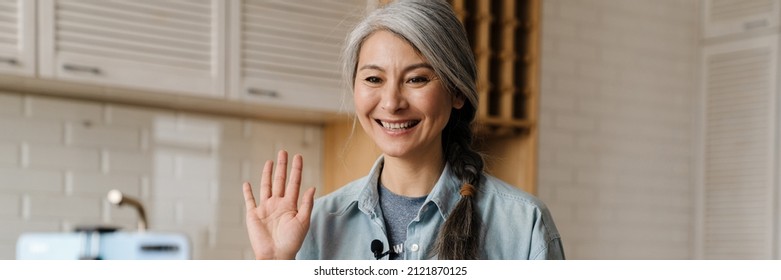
376,119,421,133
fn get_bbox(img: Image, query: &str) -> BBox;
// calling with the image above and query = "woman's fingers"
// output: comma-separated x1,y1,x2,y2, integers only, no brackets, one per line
242,182,257,212
285,154,303,203
259,160,273,201
296,187,316,225
272,150,288,197
256,151,307,205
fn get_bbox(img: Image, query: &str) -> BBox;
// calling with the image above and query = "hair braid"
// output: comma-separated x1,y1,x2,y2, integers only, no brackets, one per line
432,102,483,260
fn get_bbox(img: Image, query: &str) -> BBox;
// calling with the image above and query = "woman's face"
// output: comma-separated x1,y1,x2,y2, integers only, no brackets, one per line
353,30,464,160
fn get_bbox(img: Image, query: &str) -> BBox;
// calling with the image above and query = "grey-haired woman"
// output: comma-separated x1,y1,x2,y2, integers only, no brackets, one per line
242,0,564,260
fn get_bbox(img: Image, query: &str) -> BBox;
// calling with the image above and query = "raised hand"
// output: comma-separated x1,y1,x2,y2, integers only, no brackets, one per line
242,150,316,260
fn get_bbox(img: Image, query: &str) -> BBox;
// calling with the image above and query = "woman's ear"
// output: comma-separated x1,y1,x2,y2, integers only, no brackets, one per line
452,94,465,110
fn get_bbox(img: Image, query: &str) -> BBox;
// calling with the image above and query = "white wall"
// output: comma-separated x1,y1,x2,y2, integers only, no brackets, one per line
538,0,698,259
0,91,322,259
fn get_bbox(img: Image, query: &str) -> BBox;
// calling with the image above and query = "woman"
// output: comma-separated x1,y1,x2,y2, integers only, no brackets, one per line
242,0,564,260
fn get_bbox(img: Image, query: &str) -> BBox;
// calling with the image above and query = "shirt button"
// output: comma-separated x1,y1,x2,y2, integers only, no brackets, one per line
410,244,419,252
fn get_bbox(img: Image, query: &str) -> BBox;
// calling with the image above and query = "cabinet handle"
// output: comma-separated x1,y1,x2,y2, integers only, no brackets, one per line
247,88,279,98
63,64,102,75
744,19,768,31
0,57,18,65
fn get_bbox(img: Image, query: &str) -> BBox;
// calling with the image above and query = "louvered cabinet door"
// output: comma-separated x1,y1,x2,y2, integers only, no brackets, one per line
702,0,780,39
0,0,35,76
38,0,226,97
228,0,366,113
699,35,778,259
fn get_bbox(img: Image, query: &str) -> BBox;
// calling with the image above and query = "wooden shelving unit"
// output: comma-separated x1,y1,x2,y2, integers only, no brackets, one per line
450,0,540,193
450,0,539,137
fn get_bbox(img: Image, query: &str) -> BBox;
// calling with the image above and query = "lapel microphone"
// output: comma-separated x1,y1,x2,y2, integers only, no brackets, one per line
370,239,393,260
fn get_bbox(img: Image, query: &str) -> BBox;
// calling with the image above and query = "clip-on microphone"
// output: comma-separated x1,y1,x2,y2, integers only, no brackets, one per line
370,239,393,260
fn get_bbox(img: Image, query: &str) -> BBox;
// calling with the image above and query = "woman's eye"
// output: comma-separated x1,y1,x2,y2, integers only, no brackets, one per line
407,76,430,84
365,76,382,84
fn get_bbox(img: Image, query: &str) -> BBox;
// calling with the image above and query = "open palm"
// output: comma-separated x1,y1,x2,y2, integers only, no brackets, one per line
242,150,315,260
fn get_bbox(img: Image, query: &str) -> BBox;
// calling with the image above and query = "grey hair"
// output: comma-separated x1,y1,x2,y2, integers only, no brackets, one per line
341,0,477,108
341,0,485,260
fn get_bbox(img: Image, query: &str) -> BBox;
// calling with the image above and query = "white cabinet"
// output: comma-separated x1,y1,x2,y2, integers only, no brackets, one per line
702,0,780,39
228,0,367,113
0,0,35,76
37,0,226,98
0,0,369,116
698,35,780,259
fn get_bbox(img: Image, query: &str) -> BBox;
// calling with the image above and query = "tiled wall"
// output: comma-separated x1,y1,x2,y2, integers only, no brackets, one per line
0,91,322,259
538,0,698,259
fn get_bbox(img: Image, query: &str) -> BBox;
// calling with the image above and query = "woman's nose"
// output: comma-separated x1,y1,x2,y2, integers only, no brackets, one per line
380,82,406,112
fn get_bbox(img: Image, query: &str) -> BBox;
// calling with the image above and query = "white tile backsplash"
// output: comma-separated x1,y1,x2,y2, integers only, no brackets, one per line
0,91,323,259
0,168,64,193
0,221,60,243
105,150,153,175
28,195,102,220
539,0,696,259
70,172,142,197
66,122,142,150
175,153,218,180
0,118,63,144
0,194,20,219
0,92,22,117
105,104,174,128
27,144,102,172
0,142,18,167
27,96,104,124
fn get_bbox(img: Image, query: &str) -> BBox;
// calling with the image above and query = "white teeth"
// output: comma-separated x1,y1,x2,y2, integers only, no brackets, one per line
380,121,416,130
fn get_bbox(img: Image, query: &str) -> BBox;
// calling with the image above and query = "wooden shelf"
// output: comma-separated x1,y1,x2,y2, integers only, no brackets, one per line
449,0,538,138
450,0,540,193
475,117,533,137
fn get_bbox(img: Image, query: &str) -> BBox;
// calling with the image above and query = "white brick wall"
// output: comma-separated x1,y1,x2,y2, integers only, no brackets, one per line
0,92,323,259
539,0,698,259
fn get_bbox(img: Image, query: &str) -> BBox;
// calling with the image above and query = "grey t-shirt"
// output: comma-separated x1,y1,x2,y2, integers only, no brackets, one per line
378,182,427,260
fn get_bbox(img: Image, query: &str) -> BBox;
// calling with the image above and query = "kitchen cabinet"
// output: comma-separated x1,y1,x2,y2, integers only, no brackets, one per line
17,0,371,113
227,0,366,113
702,0,780,39
698,35,779,259
1,0,374,117
0,0,35,76
37,0,226,98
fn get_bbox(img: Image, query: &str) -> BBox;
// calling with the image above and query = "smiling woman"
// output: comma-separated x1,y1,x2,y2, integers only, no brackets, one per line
242,0,564,260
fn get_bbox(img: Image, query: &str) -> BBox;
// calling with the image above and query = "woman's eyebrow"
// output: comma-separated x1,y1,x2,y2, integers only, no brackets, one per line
358,64,384,71
403,63,433,73
357,63,433,72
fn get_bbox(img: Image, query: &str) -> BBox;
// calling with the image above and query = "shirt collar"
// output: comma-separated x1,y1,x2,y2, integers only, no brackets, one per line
356,156,462,219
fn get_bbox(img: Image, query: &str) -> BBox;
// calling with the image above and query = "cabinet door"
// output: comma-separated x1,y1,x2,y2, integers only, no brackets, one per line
702,0,780,39
38,0,225,98
228,0,367,113
698,35,778,259
0,0,35,76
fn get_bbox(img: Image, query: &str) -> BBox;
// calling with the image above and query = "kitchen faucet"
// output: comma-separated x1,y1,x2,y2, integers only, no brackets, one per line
107,190,148,232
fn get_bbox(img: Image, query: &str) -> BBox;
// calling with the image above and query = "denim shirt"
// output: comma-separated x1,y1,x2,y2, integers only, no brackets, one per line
296,157,565,260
